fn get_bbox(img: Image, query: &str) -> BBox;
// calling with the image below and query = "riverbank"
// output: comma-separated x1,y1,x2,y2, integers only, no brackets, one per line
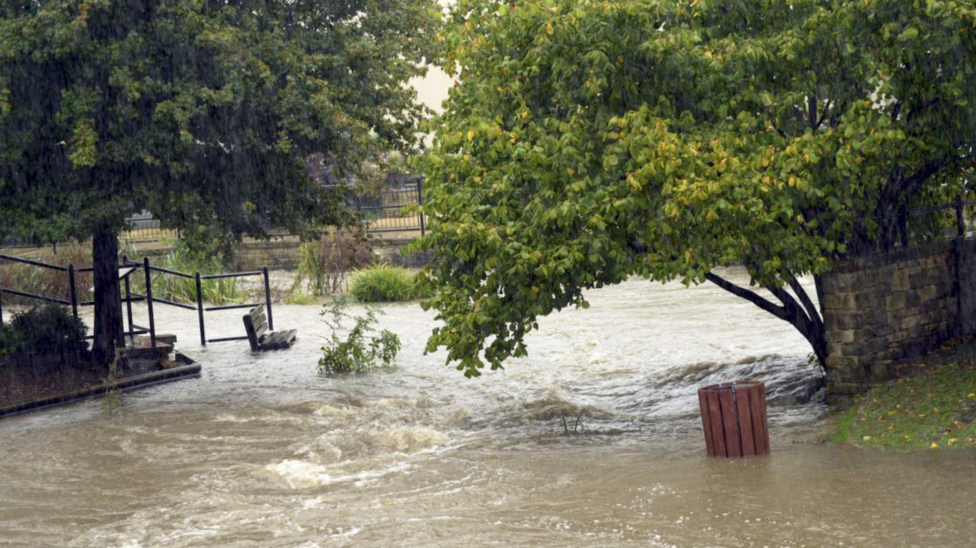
0,340,199,417
830,338,976,450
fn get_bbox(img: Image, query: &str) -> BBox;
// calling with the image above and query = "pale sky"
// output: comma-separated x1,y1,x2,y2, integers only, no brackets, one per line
410,65,452,114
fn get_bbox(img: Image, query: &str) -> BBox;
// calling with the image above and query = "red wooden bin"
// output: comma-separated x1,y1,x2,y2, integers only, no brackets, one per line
698,381,769,458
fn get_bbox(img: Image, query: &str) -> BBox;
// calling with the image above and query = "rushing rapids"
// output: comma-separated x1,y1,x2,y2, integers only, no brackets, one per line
2,268,975,547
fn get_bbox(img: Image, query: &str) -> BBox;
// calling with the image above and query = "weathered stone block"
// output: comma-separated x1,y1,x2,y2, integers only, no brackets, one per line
890,270,910,292
825,329,855,344
886,293,906,312
916,284,939,303
822,291,856,312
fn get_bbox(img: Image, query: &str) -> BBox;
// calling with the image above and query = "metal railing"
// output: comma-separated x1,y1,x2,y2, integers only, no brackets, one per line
350,180,425,235
0,254,274,349
870,196,975,250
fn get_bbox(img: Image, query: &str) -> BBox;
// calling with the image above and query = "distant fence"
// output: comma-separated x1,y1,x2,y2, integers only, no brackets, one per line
0,181,425,249
864,196,976,253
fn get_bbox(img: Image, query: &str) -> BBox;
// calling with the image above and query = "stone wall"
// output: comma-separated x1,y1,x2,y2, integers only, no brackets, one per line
232,236,430,272
822,238,976,402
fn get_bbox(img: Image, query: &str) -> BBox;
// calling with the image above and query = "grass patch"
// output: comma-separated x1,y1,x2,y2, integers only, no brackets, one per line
348,265,428,303
830,359,976,450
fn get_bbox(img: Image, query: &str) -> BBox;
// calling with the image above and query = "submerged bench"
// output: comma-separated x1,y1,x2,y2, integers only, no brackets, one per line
242,305,297,351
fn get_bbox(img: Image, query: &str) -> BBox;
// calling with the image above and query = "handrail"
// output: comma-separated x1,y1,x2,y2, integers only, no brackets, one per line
129,292,197,311
2,252,275,350
147,265,194,279
0,288,70,306
873,199,976,221
201,271,262,280
205,302,261,312
0,254,69,272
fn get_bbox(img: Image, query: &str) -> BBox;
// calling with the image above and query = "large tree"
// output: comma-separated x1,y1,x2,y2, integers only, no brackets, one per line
418,0,976,376
0,0,440,363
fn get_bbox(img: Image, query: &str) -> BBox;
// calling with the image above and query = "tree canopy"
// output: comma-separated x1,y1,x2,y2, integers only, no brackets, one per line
0,0,441,361
418,0,976,376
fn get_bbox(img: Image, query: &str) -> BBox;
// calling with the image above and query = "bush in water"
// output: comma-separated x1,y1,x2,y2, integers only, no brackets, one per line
0,305,87,357
318,296,400,375
348,265,429,303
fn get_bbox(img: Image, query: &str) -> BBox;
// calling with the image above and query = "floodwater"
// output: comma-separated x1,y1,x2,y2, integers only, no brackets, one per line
1,268,975,547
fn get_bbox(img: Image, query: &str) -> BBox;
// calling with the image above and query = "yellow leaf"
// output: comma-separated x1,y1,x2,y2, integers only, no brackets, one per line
918,413,927,418
930,442,939,449
788,176,797,187
545,23,554,35
473,176,482,183
967,393,975,399
949,438,959,446
862,435,872,441
467,130,475,141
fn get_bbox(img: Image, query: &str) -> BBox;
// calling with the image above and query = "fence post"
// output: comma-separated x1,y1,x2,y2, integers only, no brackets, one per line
899,204,909,248
263,266,274,331
957,195,965,237
68,264,79,321
417,178,425,237
143,257,156,348
122,255,134,343
196,272,206,346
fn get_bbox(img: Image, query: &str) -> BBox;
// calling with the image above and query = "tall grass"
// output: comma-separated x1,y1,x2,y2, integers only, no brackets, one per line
292,231,372,298
149,241,248,304
348,265,429,303
0,242,93,305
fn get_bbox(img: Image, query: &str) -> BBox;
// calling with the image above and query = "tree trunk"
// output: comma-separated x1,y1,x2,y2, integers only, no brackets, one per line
92,223,124,366
705,271,828,371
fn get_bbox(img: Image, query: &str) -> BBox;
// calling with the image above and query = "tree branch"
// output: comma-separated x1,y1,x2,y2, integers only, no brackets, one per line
704,272,788,321
786,273,822,328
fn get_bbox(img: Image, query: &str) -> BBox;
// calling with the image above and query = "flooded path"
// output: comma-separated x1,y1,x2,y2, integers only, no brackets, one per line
2,268,975,547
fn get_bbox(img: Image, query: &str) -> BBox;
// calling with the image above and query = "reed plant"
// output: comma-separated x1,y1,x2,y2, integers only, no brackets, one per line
291,231,371,300
348,264,429,303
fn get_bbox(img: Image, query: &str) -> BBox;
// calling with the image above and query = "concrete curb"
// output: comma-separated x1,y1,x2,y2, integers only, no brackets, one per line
0,363,201,419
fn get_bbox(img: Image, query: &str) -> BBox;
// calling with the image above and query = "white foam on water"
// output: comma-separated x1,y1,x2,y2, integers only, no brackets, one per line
368,426,447,453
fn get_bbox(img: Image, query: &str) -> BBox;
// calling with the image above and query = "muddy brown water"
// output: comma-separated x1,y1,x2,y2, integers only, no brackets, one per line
2,268,975,547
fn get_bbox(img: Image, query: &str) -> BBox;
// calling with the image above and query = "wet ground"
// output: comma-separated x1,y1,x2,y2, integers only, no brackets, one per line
2,268,975,547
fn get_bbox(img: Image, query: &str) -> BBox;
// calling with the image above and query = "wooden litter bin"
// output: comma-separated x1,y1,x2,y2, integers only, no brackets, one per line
698,381,769,458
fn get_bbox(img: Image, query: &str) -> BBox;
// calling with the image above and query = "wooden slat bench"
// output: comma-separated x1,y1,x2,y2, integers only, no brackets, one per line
242,305,297,351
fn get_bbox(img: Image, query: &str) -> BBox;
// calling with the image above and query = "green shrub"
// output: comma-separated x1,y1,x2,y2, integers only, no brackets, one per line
0,305,87,356
318,297,401,375
348,265,429,303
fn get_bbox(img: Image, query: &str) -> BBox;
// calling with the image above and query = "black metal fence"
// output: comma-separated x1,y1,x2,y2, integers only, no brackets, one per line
0,254,274,349
350,180,425,235
869,196,976,251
